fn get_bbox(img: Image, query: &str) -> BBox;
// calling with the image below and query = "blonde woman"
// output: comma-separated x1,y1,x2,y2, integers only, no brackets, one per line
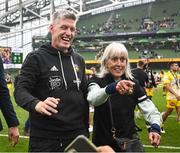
87,42,162,152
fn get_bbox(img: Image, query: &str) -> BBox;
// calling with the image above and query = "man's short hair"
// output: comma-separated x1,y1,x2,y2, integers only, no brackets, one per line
51,9,78,24
168,61,178,68
137,60,145,67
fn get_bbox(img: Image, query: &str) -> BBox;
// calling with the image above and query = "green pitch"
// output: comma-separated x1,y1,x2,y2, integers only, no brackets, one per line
0,85,180,152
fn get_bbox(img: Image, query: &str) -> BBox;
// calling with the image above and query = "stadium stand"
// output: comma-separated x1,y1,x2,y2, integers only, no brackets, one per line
77,0,180,34
30,0,180,70
73,0,180,64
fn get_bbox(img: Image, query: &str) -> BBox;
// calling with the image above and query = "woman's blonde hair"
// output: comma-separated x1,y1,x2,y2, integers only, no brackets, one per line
98,42,133,79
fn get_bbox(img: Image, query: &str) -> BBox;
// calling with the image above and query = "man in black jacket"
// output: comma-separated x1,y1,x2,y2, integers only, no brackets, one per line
0,56,19,146
14,9,89,152
132,60,149,89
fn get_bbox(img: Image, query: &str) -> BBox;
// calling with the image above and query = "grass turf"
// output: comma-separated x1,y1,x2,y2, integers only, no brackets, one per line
0,85,180,152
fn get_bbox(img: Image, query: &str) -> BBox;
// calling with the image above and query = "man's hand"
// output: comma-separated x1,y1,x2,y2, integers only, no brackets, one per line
149,132,161,147
35,97,60,116
8,126,19,147
116,80,135,94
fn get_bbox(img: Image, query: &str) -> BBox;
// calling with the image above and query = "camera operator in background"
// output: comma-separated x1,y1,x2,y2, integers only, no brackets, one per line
143,60,157,100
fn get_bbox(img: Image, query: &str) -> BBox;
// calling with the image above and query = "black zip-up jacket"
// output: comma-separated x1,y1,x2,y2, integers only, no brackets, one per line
0,57,19,131
14,43,89,139
132,68,149,88
88,74,146,146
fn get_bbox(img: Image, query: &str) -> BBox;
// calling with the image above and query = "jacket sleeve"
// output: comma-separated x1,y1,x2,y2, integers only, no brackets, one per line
138,98,162,126
14,53,40,112
87,82,109,106
0,57,19,129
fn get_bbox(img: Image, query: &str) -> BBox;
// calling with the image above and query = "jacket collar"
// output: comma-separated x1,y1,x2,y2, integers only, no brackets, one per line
41,42,74,56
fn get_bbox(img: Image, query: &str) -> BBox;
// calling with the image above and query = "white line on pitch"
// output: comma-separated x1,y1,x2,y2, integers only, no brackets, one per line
0,134,29,139
1,134,180,150
144,145,180,149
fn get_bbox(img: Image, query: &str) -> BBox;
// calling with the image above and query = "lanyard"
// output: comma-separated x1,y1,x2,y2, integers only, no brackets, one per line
170,71,179,88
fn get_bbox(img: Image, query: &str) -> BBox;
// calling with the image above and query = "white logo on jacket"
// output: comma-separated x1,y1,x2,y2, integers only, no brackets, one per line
50,66,59,71
49,76,62,90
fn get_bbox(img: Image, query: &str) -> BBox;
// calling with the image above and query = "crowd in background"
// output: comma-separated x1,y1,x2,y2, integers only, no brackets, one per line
77,10,180,35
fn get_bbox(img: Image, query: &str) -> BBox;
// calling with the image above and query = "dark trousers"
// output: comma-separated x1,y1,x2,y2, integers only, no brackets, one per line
24,117,30,130
28,136,74,152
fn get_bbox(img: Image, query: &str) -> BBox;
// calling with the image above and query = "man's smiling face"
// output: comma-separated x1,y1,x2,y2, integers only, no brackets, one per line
50,18,76,53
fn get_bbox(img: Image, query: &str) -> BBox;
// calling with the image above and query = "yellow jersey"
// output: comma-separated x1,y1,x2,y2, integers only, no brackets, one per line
163,71,180,100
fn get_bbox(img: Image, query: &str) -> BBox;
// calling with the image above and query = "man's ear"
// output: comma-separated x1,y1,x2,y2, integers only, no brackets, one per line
49,24,53,31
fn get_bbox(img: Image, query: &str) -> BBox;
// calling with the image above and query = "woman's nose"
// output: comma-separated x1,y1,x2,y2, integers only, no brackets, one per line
115,58,122,64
